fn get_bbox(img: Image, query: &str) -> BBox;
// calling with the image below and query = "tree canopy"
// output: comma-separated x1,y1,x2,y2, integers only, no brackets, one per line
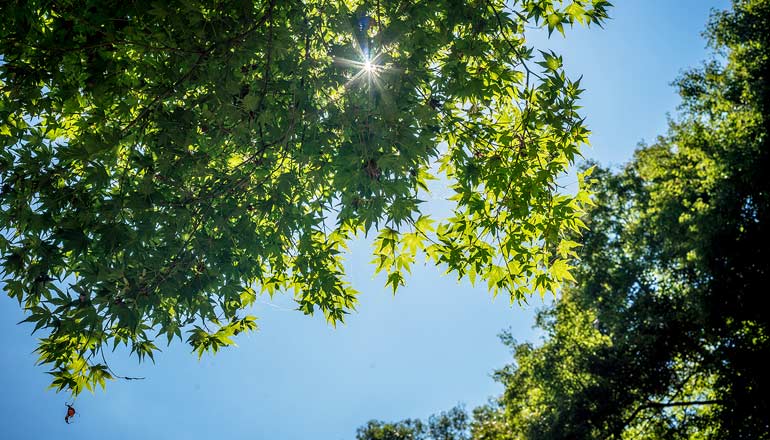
0,1,608,394
356,406,471,440
356,0,770,438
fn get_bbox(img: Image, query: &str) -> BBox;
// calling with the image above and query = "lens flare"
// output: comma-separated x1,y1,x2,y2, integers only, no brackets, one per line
333,48,399,93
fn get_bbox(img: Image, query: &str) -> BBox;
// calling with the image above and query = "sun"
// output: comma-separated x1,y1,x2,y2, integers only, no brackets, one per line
334,52,389,90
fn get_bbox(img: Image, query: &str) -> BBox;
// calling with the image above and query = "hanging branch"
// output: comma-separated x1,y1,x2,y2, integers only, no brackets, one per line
100,346,146,382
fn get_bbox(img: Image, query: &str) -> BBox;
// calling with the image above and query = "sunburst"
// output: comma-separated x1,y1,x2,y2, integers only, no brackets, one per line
335,53,388,88
333,32,395,93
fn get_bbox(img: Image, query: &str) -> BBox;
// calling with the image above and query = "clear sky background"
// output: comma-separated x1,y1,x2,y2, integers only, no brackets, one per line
0,1,730,439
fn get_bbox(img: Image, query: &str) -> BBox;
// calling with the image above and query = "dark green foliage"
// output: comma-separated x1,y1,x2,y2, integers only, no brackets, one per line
491,1,770,437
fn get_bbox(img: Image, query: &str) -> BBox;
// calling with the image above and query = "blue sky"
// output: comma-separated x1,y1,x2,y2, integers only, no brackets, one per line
0,1,729,438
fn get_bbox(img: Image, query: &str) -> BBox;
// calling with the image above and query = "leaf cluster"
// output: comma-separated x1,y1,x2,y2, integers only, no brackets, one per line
1,0,607,394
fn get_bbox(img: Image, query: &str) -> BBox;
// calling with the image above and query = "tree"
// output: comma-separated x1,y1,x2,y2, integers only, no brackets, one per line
356,0,770,438
493,1,770,437
357,406,471,440
0,1,608,394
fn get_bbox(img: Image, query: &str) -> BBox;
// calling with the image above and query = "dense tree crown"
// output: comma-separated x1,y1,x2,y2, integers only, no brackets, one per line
356,0,770,438
0,1,608,394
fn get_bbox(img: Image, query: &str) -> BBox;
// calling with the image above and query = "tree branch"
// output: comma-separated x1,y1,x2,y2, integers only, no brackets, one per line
618,399,723,437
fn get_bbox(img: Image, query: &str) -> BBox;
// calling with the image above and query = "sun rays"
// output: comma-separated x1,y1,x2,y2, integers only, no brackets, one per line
334,49,390,92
